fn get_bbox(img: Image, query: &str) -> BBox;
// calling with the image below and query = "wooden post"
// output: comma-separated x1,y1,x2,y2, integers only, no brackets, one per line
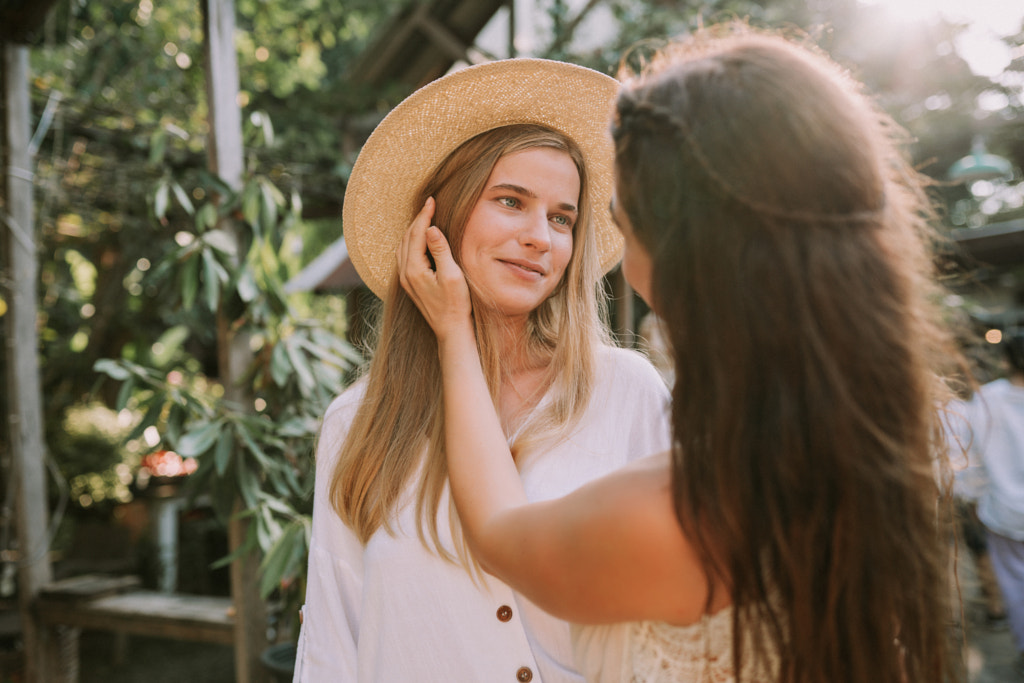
1,43,64,683
200,2,269,682
507,0,516,57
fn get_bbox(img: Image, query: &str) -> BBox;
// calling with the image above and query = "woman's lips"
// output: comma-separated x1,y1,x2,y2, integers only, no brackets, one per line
499,258,545,277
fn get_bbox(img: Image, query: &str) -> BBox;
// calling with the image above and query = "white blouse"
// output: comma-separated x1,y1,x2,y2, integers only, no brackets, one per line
293,345,672,683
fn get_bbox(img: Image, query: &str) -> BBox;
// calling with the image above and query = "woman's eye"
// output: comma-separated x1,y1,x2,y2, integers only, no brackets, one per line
551,214,572,227
498,197,518,208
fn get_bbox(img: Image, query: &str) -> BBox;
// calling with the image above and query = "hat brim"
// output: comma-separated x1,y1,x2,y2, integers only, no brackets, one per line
342,58,623,299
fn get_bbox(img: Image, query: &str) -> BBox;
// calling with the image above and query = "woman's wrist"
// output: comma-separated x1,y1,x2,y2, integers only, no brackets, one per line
436,322,477,362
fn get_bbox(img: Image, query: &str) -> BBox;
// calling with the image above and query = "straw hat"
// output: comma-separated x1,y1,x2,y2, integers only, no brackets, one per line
342,58,623,298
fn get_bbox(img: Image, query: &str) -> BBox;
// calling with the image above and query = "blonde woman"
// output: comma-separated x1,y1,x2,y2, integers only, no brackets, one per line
401,27,962,683
293,59,671,683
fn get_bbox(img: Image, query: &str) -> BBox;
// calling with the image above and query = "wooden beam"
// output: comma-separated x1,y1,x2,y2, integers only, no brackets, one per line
0,0,62,43
350,0,506,89
354,5,423,86
2,42,65,683
414,6,472,63
201,2,269,682
546,0,604,54
203,0,244,190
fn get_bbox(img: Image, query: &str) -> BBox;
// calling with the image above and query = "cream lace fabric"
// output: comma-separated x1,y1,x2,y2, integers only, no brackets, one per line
572,607,779,683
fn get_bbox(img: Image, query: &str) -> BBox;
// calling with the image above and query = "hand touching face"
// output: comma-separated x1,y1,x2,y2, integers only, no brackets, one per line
398,197,474,346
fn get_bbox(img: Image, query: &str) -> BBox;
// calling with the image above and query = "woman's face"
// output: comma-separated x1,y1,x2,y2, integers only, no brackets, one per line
610,190,654,308
460,146,578,321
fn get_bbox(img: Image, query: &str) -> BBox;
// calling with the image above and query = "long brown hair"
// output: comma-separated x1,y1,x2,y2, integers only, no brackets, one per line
330,124,608,565
612,26,959,683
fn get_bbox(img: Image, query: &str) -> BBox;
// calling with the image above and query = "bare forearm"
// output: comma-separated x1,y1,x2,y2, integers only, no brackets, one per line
437,329,527,567
396,206,531,575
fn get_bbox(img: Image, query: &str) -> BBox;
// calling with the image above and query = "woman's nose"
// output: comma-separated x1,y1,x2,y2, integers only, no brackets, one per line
518,211,551,251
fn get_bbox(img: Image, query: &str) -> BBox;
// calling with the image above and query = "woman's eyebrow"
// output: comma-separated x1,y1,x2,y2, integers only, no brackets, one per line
488,183,577,214
489,182,536,198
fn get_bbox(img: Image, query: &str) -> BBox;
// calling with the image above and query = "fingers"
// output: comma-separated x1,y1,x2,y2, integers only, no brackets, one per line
425,226,458,281
396,197,473,342
398,197,436,291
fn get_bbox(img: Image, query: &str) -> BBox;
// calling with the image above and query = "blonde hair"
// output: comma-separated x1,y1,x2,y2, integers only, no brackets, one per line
330,124,609,566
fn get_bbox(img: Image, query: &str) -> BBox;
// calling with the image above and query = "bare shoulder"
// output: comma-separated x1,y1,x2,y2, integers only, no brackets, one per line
618,449,672,475
587,453,685,561
583,451,674,514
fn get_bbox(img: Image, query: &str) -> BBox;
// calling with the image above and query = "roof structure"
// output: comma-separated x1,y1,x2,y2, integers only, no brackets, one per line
350,0,509,90
952,219,1024,268
0,0,61,43
283,237,363,293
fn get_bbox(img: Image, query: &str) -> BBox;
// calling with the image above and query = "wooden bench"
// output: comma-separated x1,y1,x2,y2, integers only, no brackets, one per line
35,574,235,681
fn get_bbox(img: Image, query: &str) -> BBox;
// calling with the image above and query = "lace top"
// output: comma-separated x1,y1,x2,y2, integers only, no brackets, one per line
571,607,779,683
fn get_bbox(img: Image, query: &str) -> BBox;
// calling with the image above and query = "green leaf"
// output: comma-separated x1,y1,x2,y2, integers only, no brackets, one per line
263,503,284,539
210,538,246,570
294,334,353,371
251,109,275,147
259,179,281,230
165,403,185,444
127,399,165,442
258,521,303,599
176,420,223,457
242,182,262,230
148,129,167,166
312,329,363,365
209,465,238,523
197,202,218,232
180,255,198,310
171,182,195,216
236,457,260,508
265,468,293,498
280,459,305,496
283,337,315,394
201,249,221,313
93,358,131,381
203,229,238,256
235,420,272,468
115,376,136,411
200,171,235,200
269,341,290,387
184,450,215,499
151,325,190,367
276,416,312,438
259,494,298,517
236,268,259,303
214,427,233,477
154,180,170,219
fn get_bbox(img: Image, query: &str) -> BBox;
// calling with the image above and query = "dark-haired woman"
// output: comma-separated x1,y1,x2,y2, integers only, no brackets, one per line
401,25,962,683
